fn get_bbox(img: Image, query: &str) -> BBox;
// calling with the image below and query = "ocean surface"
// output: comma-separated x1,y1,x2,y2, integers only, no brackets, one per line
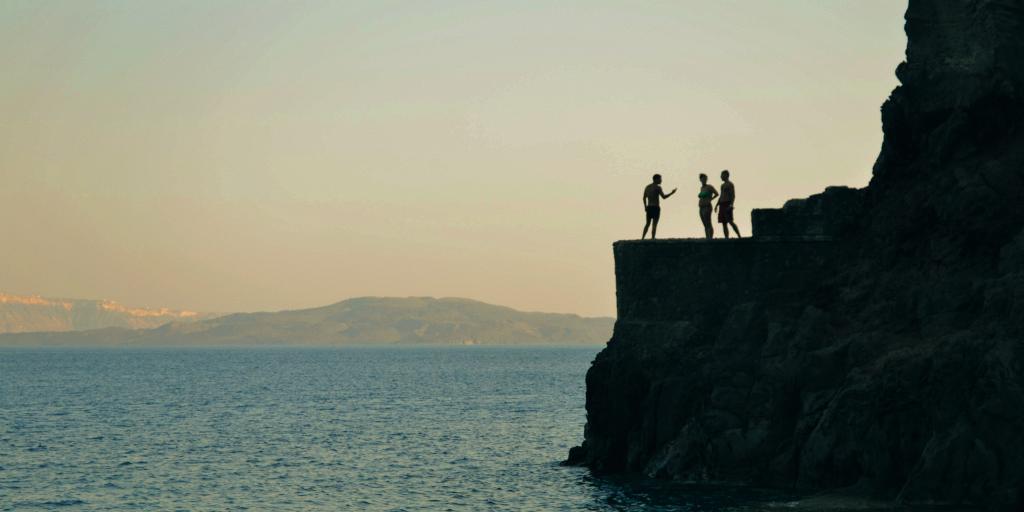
2,347,862,511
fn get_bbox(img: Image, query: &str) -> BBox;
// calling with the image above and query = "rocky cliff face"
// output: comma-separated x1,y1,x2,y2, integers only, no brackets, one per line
568,1,1024,509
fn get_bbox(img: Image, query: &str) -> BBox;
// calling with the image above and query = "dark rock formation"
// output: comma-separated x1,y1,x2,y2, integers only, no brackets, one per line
750,186,864,241
568,1,1024,509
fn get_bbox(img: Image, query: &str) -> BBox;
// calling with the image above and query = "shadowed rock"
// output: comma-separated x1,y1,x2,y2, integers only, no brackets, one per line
568,1,1024,509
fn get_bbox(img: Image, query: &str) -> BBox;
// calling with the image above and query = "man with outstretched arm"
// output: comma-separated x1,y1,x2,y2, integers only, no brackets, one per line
715,169,741,238
642,174,677,239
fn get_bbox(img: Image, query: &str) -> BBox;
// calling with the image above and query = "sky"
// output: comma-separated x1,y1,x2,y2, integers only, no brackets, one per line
0,1,907,317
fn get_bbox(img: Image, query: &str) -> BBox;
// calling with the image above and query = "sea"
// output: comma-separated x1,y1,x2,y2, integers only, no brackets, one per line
1,346,889,511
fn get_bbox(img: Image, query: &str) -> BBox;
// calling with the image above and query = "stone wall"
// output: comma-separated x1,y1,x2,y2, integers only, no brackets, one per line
613,239,837,322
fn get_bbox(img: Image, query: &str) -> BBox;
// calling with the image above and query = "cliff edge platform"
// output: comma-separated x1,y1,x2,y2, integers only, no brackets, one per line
569,2,1024,509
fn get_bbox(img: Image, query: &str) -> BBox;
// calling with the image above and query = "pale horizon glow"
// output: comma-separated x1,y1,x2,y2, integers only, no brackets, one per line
1,1,907,317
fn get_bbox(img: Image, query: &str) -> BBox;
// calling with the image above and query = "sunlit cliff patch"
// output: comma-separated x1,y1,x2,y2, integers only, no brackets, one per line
0,293,213,334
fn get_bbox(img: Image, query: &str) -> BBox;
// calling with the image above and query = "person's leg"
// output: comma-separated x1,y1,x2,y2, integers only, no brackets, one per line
642,217,651,239
651,217,659,239
721,222,730,238
701,207,713,239
729,222,741,238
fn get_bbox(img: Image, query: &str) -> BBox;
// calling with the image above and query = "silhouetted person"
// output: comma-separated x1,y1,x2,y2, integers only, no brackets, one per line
715,169,741,238
642,174,677,239
698,173,718,239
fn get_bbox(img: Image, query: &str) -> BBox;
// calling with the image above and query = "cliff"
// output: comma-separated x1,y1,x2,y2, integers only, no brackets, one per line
568,1,1024,509
0,297,613,346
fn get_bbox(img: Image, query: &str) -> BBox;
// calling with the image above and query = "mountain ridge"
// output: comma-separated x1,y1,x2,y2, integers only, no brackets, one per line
0,296,614,346
0,292,215,334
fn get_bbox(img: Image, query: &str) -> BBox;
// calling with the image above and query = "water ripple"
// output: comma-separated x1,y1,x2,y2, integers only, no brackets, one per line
0,347,842,511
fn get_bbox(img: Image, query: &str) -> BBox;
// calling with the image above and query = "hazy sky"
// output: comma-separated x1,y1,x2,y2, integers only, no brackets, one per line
1,1,907,317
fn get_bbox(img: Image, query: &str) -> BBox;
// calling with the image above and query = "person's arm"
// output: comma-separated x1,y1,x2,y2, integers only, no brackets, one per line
642,190,648,208
660,188,677,199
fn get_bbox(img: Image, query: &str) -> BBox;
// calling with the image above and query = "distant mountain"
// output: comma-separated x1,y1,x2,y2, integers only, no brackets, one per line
0,293,216,334
0,297,614,346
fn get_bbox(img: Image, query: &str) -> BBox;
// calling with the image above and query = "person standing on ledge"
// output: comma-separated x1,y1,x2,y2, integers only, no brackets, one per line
642,174,677,239
698,173,718,239
715,169,741,238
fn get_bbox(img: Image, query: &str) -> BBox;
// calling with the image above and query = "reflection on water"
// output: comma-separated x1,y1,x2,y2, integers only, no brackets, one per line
575,472,797,511
576,473,956,512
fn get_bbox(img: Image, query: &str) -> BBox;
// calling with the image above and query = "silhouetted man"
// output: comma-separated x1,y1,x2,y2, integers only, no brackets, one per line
642,174,677,239
698,173,718,239
715,169,741,238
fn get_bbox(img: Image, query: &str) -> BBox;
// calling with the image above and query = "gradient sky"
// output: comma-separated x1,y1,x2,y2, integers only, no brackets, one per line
1,1,907,317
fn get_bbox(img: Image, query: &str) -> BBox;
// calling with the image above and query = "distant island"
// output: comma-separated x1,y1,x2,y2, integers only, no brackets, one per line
0,293,216,334
0,296,614,346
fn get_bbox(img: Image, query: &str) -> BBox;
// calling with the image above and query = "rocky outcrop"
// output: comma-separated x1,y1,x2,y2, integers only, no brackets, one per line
750,186,863,241
568,1,1024,509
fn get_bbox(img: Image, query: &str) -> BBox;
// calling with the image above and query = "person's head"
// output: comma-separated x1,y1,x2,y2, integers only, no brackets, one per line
652,173,662,184
721,170,730,181
699,173,708,184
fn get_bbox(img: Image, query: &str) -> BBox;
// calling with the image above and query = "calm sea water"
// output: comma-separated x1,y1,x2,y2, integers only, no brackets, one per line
1,347,828,511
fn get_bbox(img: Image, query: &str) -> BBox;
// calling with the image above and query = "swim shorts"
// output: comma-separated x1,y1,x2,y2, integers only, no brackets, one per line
646,206,661,222
717,202,734,223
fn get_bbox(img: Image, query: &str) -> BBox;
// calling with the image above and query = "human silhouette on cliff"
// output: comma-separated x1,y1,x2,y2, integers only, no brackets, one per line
642,174,677,239
698,173,718,239
715,170,741,238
